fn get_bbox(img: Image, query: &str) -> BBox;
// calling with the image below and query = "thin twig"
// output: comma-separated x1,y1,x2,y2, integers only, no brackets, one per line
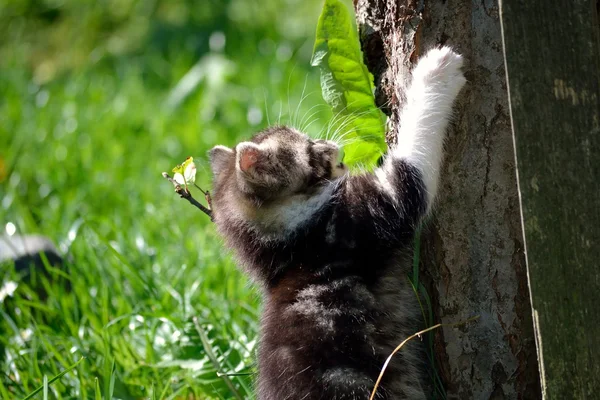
369,315,480,400
162,172,213,221
192,317,244,400
194,183,213,210
193,183,208,195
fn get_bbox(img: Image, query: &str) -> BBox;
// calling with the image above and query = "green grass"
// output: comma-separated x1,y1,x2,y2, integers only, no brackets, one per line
0,1,333,398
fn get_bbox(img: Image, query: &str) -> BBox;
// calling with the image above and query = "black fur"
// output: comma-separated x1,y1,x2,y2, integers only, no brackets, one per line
210,128,429,399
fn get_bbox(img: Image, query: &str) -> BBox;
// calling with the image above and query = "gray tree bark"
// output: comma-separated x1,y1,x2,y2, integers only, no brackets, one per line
499,0,600,398
353,1,541,398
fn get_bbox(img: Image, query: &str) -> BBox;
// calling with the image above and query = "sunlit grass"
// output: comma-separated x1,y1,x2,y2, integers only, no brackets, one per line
0,1,331,398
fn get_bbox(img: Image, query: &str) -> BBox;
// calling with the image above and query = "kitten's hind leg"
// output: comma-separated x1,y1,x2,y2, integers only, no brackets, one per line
390,47,466,213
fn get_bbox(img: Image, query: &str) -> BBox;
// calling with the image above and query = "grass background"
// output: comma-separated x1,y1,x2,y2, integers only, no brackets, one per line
0,0,339,398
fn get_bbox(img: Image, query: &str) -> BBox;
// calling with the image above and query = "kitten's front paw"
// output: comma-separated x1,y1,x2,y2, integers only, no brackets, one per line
412,46,466,98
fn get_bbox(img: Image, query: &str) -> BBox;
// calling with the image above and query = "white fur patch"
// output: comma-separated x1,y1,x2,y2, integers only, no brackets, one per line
287,297,341,333
322,367,373,386
297,284,330,299
388,47,466,211
261,137,280,153
258,181,337,237
375,161,397,198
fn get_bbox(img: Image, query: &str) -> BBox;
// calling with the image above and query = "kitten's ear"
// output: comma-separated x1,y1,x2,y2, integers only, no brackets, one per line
209,145,234,176
236,142,262,173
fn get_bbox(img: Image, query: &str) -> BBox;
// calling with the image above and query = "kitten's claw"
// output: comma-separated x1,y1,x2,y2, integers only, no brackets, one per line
412,46,467,99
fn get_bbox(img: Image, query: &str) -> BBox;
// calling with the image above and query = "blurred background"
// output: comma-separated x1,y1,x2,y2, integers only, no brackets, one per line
0,0,338,398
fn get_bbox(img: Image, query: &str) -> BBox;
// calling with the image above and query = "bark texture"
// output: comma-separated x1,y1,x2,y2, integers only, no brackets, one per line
500,0,600,397
353,0,541,398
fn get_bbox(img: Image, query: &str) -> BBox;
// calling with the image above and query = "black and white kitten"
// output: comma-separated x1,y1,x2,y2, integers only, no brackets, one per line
208,47,466,400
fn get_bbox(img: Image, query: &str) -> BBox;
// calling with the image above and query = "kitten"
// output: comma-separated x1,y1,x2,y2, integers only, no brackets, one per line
208,47,466,400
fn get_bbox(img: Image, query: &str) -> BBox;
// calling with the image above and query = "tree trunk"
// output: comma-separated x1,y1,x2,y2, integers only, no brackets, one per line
499,0,600,397
353,1,541,398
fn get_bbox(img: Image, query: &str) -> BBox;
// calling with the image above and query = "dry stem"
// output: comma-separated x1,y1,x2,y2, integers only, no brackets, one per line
369,315,480,400
161,172,213,221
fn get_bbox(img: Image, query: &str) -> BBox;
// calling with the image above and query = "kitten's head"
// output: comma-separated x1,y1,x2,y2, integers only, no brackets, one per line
209,126,346,206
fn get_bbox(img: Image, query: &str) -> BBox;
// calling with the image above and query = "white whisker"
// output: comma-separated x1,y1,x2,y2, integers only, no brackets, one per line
263,89,271,126
299,103,326,133
292,74,310,128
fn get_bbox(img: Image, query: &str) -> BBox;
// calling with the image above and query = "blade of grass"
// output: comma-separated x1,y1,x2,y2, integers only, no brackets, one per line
108,359,116,400
21,357,85,400
192,317,243,400
164,384,189,400
95,377,101,400
218,359,253,395
78,362,88,400
43,375,48,400
158,382,171,400
102,338,116,400
0,377,11,400
411,226,422,288
418,283,447,399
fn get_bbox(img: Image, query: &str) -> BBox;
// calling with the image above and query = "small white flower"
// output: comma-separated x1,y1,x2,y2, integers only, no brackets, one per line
172,157,197,186
0,281,17,303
